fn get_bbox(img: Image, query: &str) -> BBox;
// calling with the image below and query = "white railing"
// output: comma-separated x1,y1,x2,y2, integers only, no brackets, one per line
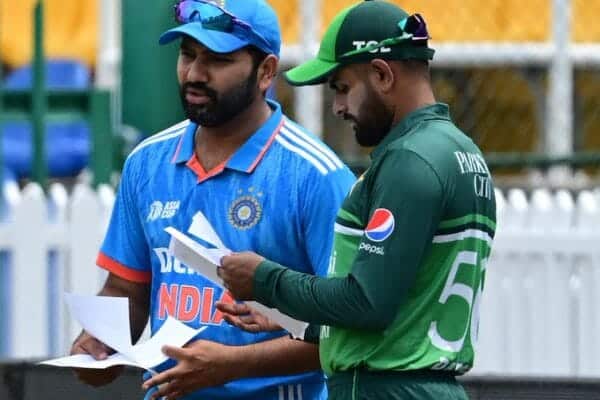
474,187,600,377
0,183,113,359
2,183,600,378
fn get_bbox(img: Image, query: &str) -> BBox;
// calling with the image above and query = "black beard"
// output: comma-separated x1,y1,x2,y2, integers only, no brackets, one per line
179,69,258,127
351,87,393,147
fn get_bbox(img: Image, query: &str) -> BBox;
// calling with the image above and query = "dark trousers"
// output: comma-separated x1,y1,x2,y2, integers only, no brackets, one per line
327,369,469,400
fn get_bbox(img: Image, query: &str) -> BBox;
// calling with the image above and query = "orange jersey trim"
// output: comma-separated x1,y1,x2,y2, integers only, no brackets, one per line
96,252,152,284
186,155,227,183
246,119,283,173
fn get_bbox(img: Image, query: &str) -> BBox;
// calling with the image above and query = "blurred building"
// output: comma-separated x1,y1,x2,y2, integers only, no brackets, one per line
0,0,98,69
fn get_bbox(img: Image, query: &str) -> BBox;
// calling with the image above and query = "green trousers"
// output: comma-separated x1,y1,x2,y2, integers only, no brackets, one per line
327,369,469,400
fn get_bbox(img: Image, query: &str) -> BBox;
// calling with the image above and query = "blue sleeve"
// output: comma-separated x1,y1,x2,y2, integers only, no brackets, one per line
97,155,152,283
301,167,355,277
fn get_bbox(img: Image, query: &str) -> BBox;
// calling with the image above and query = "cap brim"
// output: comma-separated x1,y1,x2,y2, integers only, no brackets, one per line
284,58,340,86
159,23,250,53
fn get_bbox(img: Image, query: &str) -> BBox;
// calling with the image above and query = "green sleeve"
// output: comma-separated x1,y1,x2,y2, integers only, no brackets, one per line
254,150,444,330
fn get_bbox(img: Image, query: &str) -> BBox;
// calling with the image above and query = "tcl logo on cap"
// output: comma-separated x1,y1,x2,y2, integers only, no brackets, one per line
364,208,395,242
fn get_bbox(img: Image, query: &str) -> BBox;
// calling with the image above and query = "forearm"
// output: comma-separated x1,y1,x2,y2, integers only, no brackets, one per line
98,273,150,343
230,336,320,378
254,261,390,330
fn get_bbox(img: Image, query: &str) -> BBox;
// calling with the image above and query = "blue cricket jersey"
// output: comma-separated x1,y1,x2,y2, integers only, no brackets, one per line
97,100,356,400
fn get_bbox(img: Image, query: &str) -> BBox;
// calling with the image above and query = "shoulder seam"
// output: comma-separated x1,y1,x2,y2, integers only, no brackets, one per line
282,118,344,169
129,121,189,157
381,147,445,194
274,135,330,175
141,120,190,144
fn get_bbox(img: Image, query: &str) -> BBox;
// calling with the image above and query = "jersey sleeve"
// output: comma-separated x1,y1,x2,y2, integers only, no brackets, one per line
96,156,152,283
300,167,355,276
350,149,444,319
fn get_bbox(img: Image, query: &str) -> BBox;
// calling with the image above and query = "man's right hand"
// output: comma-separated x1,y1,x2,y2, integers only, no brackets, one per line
70,331,124,387
215,301,283,333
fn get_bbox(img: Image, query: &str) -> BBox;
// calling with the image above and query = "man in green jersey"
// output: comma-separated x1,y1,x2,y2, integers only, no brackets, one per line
218,1,496,399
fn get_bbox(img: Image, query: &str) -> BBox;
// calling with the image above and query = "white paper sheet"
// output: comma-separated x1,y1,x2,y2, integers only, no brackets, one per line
166,226,230,283
166,227,308,339
188,211,226,249
40,353,140,369
41,295,206,371
246,302,308,340
126,316,204,369
64,294,132,354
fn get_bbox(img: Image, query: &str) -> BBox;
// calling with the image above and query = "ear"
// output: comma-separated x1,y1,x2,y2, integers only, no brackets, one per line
368,59,394,93
257,54,279,93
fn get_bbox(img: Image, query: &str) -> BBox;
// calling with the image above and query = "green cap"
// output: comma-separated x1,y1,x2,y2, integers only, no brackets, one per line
285,0,435,86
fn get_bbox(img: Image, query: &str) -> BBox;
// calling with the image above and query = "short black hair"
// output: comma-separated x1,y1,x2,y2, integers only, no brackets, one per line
398,59,430,80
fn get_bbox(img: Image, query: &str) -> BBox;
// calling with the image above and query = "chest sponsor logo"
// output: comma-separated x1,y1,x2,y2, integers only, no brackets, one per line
157,283,235,325
147,200,180,221
365,208,395,242
359,242,385,255
154,248,234,325
228,188,262,230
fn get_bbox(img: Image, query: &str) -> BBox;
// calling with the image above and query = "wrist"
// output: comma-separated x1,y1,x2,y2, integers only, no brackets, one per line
222,343,253,380
254,260,286,306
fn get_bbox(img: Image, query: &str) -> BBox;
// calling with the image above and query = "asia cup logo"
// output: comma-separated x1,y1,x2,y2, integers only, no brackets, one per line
364,208,395,242
147,201,164,221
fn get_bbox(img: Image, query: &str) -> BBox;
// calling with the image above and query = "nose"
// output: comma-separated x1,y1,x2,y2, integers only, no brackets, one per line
186,58,209,83
332,97,347,118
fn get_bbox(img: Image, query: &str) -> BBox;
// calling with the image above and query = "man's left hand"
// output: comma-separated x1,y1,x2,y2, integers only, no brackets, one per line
141,340,240,399
219,252,264,300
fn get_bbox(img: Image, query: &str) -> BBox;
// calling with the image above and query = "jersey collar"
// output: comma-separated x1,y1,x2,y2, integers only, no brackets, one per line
371,103,451,160
172,100,284,182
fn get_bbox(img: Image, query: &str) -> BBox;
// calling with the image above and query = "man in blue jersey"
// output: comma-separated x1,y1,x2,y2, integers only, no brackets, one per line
69,1,355,399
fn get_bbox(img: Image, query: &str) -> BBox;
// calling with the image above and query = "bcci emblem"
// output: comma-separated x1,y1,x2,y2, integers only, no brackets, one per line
228,189,262,230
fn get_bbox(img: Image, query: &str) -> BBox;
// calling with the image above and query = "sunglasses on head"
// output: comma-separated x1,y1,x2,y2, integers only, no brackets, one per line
174,0,272,52
340,13,431,59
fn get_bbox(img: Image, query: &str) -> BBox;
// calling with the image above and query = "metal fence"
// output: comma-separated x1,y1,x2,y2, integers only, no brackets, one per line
270,0,600,183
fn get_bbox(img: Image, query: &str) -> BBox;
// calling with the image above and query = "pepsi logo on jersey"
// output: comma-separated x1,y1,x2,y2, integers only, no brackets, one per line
365,208,395,242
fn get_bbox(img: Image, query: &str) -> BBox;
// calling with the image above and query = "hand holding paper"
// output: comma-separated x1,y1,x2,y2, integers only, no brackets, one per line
217,252,265,300
41,294,206,371
166,217,308,339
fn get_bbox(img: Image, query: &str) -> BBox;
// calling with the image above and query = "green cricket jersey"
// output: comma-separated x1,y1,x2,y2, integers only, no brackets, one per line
255,103,496,377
